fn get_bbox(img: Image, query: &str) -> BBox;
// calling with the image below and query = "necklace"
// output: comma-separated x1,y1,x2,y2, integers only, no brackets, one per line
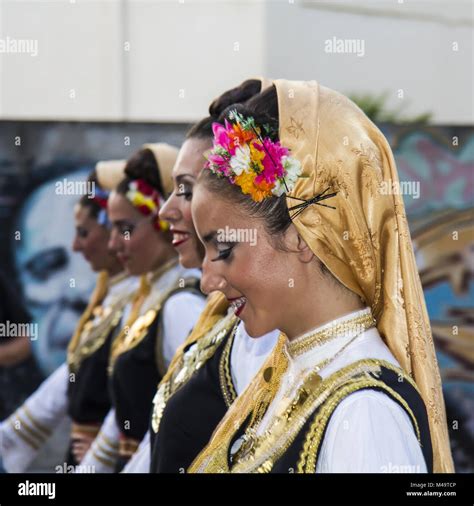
287,309,375,358
229,313,375,468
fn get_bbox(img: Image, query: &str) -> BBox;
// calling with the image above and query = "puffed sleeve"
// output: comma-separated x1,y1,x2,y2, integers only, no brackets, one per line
315,390,428,473
0,362,69,472
121,431,151,473
161,292,207,368
80,408,120,473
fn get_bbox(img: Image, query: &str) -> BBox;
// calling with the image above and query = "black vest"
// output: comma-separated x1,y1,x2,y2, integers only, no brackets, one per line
228,363,433,473
110,281,202,443
150,323,237,473
67,326,116,425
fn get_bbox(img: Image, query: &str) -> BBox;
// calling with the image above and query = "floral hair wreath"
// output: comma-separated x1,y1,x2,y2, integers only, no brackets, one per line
125,179,169,232
205,109,337,217
92,188,110,227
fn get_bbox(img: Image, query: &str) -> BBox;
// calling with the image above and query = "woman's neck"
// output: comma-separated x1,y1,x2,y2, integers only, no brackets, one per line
282,265,365,342
107,263,123,277
151,248,178,272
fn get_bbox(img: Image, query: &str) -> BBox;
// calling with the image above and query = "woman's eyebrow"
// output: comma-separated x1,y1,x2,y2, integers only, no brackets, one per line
202,230,217,243
113,219,134,226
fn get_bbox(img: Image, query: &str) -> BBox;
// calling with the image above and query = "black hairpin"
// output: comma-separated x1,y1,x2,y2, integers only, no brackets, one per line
286,187,337,220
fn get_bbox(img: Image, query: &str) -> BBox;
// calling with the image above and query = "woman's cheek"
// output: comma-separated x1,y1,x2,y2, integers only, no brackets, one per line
123,235,133,256
182,202,193,227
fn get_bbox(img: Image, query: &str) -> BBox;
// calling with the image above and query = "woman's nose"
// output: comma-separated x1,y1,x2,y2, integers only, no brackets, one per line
200,256,227,295
159,192,181,223
72,235,82,252
108,228,122,252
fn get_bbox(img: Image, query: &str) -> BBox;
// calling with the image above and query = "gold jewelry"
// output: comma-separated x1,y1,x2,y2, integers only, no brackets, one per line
108,258,179,372
151,314,238,433
229,313,375,468
287,310,375,358
219,323,239,407
68,273,134,373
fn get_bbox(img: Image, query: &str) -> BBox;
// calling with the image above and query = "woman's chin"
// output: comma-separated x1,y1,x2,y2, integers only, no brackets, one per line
241,316,272,339
178,251,201,270
175,240,201,269
125,263,142,276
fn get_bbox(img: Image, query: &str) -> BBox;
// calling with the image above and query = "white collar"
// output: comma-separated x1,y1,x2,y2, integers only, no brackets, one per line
235,322,280,357
284,307,373,373
108,272,138,298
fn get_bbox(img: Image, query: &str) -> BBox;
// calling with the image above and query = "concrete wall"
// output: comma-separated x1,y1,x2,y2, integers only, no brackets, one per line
0,0,472,124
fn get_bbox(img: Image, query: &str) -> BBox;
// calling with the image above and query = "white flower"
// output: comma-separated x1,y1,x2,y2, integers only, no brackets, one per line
271,179,286,197
230,144,251,176
274,155,302,194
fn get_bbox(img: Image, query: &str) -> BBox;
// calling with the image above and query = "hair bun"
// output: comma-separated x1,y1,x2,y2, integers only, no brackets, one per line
209,79,262,119
123,148,162,190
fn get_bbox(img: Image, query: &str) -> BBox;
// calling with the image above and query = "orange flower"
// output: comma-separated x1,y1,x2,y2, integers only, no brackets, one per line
229,123,256,150
234,171,254,195
235,172,273,202
249,141,265,172
251,179,273,201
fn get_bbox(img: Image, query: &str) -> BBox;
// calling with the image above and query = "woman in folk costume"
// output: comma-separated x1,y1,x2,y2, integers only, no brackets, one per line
189,80,454,473
0,161,135,472
122,79,280,474
66,162,139,466
82,143,206,473
146,79,279,474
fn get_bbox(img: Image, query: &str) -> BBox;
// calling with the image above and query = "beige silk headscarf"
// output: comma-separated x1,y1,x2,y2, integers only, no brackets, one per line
95,159,127,191
192,80,453,473
277,79,452,472
142,143,179,198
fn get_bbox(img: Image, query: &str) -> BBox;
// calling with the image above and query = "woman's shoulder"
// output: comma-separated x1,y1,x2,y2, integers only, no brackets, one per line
316,388,427,472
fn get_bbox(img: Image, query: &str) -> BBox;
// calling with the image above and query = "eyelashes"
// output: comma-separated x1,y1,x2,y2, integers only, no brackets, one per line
176,191,192,201
77,228,88,239
211,244,235,262
176,182,193,201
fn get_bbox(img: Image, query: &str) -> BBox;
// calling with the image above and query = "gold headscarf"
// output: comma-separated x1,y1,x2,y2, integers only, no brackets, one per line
142,143,179,198
275,79,453,472
95,159,127,191
258,77,273,91
191,80,453,473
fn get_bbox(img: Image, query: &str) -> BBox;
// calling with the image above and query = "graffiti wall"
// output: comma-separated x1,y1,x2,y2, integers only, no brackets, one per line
0,120,472,471
382,125,474,473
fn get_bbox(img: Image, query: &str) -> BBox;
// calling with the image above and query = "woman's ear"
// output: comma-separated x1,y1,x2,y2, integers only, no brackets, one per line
296,233,314,263
283,225,314,263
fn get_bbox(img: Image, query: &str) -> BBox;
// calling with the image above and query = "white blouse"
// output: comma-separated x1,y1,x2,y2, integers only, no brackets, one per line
254,308,427,473
230,322,280,396
122,318,280,473
83,264,205,473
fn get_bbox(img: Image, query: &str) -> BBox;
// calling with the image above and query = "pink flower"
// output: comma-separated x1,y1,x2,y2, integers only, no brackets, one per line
255,139,288,184
211,121,239,156
212,122,231,150
209,150,237,177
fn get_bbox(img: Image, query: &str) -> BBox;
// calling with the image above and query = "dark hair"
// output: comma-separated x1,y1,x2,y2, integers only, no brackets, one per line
78,171,102,219
199,86,338,281
186,79,263,140
198,85,292,245
116,147,165,197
